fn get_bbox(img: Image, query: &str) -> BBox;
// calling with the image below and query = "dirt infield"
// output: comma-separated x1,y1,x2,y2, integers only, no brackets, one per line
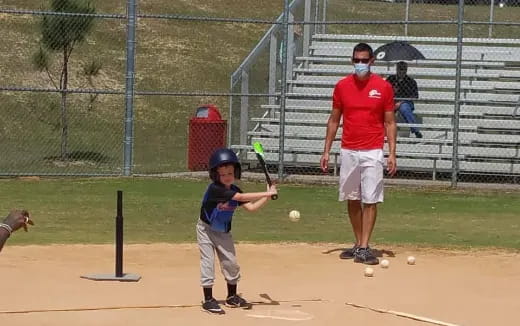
1,243,519,326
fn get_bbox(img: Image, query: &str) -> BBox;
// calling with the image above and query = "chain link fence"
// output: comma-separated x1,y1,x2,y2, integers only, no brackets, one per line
1,0,519,185
0,2,126,175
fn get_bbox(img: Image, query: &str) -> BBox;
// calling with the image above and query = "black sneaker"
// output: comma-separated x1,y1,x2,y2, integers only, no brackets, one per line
354,247,379,265
225,295,252,309
415,131,423,138
339,245,359,260
202,298,225,315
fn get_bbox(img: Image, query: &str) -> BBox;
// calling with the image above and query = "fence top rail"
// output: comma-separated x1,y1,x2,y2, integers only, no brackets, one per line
313,34,520,45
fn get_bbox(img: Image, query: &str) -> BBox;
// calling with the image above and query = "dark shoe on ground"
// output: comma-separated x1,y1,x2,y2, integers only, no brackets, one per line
339,245,359,260
354,247,379,265
415,131,423,138
225,295,252,309
202,298,225,314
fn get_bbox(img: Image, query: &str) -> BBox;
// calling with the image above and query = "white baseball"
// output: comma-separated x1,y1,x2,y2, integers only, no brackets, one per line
380,259,389,268
364,267,374,277
499,2,504,8
407,256,416,265
288,210,300,222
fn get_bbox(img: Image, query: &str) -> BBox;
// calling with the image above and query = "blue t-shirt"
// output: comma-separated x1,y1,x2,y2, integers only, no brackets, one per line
200,183,244,232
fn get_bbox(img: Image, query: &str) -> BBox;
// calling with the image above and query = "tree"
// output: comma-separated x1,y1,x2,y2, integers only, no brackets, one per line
32,0,98,161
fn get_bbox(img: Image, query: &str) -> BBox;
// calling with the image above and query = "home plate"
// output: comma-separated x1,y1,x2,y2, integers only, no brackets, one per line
247,309,314,321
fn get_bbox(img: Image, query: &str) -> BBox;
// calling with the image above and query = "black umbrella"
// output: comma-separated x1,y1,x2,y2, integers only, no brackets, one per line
374,41,426,61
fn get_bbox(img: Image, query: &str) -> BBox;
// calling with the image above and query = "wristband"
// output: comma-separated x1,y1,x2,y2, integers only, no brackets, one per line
0,223,13,237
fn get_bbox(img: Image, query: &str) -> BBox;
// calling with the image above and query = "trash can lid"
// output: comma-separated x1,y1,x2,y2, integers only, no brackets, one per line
195,105,222,120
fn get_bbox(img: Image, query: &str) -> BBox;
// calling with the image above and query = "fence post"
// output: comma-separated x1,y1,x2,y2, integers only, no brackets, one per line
322,0,327,34
314,0,320,36
404,0,410,36
123,0,137,176
278,0,291,181
451,0,465,188
303,0,311,61
228,77,233,146
269,33,278,110
240,69,249,147
488,0,495,38
286,13,295,84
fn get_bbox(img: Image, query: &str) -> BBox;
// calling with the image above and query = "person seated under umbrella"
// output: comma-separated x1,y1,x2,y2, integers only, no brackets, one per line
386,61,422,138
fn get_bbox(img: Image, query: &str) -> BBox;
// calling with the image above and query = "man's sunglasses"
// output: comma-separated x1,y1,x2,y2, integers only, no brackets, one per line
352,58,370,64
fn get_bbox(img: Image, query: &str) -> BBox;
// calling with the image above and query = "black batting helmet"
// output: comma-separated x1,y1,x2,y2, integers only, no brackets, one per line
208,148,241,182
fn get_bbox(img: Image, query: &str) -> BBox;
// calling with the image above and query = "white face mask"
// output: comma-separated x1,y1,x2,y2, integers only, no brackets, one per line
354,63,370,77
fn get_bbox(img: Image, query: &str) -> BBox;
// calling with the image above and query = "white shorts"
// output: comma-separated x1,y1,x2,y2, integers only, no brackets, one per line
339,148,384,204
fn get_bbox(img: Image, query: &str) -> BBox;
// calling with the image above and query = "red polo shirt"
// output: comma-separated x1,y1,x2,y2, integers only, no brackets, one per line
332,73,394,150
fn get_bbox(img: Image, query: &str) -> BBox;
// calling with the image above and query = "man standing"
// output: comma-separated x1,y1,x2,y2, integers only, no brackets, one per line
320,43,397,265
386,61,422,138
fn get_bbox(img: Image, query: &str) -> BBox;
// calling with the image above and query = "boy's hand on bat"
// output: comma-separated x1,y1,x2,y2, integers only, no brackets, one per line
268,184,277,196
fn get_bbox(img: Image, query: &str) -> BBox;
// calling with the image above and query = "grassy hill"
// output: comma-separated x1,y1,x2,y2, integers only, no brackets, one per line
0,0,283,174
0,0,519,175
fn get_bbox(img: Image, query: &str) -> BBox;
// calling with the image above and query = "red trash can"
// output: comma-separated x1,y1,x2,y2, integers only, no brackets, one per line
188,105,227,171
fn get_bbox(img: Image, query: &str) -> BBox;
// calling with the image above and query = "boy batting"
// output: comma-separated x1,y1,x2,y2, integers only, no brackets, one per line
197,148,277,314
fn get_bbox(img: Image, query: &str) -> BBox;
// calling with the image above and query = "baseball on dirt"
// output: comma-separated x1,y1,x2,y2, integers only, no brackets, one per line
364,267,374,277
380,259,390,268
407,256,416,265
288,210,301,222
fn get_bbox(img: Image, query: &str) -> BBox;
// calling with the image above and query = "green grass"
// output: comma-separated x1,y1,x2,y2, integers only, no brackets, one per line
1,178,519,249
1,1,519,174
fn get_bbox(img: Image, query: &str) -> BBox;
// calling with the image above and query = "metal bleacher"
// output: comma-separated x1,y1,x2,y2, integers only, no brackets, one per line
232,34,520,179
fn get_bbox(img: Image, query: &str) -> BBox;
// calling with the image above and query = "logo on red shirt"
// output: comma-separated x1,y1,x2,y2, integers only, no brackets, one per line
368,89,381,99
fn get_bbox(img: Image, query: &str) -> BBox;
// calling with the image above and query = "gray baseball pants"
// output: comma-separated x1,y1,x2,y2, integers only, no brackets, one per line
196,219,240,287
